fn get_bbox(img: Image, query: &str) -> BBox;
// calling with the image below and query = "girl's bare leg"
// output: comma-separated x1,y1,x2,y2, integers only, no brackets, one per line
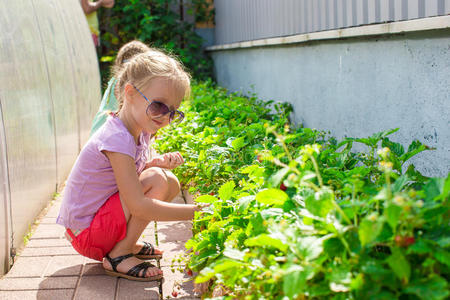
103,167,180,277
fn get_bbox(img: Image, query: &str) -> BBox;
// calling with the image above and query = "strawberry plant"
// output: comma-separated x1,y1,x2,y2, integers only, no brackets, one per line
155,80,449,299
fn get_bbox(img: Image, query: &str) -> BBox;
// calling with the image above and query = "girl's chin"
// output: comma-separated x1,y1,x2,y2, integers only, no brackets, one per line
146,126,159,135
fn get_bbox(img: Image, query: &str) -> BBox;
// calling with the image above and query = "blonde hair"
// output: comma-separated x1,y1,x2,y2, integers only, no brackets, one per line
116,49,191,111
112,40,151,77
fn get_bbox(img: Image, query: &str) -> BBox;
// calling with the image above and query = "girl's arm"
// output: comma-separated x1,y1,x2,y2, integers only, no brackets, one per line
80,0,114,14
104,151,199,221
80,0,103,14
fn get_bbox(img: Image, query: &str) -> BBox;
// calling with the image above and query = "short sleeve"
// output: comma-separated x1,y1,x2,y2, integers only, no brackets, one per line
98,132,136,159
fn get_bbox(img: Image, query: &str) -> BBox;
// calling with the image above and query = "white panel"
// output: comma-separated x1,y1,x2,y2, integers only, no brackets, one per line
294,0,302,34
337,0,344,28
213,0,448,45
379,0,391,21
394,0,403,20
356,0,365,25
409,0,420,19
368,0,377,23
300,0,306,33
307,0,313,33
313,0,320,31
320,0,328,30
425,0,438,16
346,0,354,27
327,0,335,29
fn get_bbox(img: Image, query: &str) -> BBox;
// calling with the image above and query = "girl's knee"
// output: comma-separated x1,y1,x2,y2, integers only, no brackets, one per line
140,167,181,202
140,167,170,196
165,171,181,200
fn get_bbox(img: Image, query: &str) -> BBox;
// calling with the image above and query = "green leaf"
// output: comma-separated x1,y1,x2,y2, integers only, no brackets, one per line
407,240,432,254
223,248,246,261
404,275,449,300
297,236,325,261
195,267,215,283
305,187,334,218
238,195,255,213
434,249,450,267
100,55,115,62
328,264,352,292
382,138,405,156
358,216,384,246
195,195,218,203
255,188,289,206
400,140,431,164
424,178,445,201
384,204,402,230
436,236,450,248
229,136,246,151
218,181,235,200
245,233,288,252
283,265,314,297
392,175,409,193
386,248,411,283
247,212,265,236
269,167,289,187
213,259,243,273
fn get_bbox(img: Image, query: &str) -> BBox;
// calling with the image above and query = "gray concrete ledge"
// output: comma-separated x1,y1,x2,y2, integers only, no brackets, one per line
207,15,450,51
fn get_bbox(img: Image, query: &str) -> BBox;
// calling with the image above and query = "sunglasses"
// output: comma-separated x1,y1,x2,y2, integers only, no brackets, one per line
132,84,184,124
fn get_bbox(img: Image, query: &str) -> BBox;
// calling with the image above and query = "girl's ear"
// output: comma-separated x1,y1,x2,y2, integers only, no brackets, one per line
123,83,136,103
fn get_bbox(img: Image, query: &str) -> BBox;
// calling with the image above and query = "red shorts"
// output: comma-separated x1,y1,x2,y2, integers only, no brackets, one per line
66,192,127,261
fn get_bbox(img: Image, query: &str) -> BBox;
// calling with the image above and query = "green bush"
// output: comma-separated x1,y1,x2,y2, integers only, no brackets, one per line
155,81,450,299
98,0,213,87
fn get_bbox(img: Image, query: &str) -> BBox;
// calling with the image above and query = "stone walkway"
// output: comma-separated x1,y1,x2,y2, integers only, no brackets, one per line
0,192,199,300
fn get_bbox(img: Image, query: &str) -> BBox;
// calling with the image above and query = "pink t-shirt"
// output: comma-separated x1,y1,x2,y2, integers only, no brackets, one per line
57,115,150,230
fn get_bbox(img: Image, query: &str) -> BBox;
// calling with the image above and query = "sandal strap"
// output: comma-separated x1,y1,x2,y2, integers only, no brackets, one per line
106,253,134,272
137,241,155,256
127,261,155,278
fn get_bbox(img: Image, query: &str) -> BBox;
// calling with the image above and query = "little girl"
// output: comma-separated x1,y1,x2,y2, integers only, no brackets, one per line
57,49,204,281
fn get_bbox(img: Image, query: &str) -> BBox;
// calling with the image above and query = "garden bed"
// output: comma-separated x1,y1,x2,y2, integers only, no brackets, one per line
155,81,449,299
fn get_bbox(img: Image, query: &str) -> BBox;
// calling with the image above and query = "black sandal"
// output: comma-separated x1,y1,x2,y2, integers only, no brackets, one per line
135,241,163,260
104,253,163,282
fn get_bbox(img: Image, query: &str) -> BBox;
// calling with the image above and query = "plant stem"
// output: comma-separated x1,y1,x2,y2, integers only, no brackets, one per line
352,185,358,226
275,132,293,161
309,155,323,187
333,201,352,225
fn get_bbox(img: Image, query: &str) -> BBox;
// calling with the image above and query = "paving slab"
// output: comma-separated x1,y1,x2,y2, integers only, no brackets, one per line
20,246,78,257
44,255,84,276
0,289,74,300
0,191,200,299
82,262,105,276
73,275,117,299
0,276,78,290
116,278,161,299
25,238,70,248
30,224,65,239
5,256,52,278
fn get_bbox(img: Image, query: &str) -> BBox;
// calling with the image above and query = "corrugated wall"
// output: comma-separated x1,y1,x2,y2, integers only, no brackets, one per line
215,0,450,44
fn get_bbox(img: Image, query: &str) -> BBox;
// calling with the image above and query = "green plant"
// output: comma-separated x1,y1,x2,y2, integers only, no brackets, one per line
98,0,213,87
155,81,449,299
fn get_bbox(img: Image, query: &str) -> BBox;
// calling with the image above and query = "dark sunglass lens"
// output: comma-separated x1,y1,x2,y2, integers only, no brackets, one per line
148,102,169,116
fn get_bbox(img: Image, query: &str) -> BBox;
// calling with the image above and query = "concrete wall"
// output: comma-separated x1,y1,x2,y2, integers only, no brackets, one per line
211,29,450,177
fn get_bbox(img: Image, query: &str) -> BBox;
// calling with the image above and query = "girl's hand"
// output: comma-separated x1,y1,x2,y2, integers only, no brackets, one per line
194,203,210,212
147,152,184,170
